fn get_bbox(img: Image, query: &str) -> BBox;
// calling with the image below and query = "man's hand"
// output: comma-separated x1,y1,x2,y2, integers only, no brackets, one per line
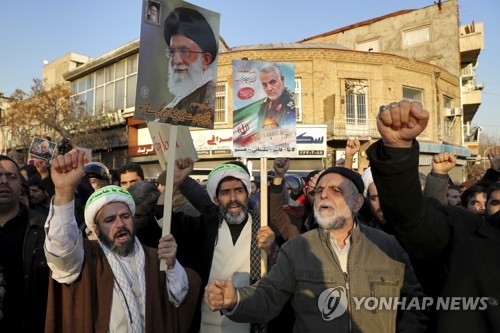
258,226,276,256
158,234,178,270
485,146,500,172
205,279,237,311
173,158,194,192
344,139,360,169
50,149,85,205
34,158,50,179
432,152,456,175
345,139,360,157
274,158,290,178
377,101,429,148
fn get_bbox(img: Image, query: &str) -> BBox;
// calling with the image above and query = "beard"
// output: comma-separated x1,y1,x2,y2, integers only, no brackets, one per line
219,199,248,225
97,225,135,257
167,56,206,99
314,200,352,231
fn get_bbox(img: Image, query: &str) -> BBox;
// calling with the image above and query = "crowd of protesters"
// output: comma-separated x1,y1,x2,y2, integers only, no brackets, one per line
0,100,499,332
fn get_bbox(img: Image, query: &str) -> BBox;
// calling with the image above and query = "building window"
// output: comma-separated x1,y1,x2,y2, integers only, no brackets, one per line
73,76,95,116
295,78,302,122
345,79,368,126
403,26,431,48
443,95,453,136
403,86,423,103
443,96,452,110
125,54,138,110
356,39,380,52
70,54,138,116
214,82,228,125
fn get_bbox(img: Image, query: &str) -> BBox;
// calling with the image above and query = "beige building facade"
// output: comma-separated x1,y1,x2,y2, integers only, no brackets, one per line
2,0,483,182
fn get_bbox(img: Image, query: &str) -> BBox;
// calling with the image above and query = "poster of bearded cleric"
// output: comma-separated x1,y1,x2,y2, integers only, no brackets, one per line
135,0,220,129
232,60,297,158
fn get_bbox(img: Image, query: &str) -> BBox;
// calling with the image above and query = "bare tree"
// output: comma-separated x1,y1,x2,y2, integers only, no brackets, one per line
478,131,500,156
5,78,122,159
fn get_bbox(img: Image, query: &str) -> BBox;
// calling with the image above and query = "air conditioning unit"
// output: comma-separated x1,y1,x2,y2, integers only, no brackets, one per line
445,107,462,117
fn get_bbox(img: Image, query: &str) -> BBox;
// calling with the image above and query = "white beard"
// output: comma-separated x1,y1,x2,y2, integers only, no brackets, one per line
314,199,352,230
167,56,206,100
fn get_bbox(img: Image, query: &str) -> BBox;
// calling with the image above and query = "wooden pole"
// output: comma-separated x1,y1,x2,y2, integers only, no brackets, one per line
159,124,177,271
259,157,268,276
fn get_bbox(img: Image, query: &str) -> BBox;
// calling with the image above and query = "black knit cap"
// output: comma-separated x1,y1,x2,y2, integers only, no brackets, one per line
164,7,217,64
316,167,364,195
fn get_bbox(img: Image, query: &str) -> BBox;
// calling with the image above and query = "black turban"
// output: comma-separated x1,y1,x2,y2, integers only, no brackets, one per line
316,167,364,195
164,7,217,64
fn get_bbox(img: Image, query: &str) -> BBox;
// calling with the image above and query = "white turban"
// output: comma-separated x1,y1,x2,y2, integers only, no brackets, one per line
206,164,251,203
84,185,135,230
361,167,373,197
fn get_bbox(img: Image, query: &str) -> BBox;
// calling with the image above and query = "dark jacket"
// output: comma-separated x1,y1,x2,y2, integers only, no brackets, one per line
159,80,216,128
367,140,500,332
230,226,427,332
0,204,49,333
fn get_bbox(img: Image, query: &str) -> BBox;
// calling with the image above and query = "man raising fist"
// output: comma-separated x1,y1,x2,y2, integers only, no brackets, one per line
367,101,500,333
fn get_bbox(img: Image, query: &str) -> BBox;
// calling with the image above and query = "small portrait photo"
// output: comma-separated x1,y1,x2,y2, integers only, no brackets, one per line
145,1,161,25
29,137,56,161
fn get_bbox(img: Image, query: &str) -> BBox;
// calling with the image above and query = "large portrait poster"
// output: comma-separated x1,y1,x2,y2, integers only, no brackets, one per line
135,0,220,129
232,60,297,158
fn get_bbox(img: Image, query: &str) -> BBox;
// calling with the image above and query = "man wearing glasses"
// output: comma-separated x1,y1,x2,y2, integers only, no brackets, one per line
0,155,49,332
159,7,217,128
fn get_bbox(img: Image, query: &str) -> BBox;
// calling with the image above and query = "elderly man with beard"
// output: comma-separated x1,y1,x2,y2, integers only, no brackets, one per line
170,158,277,333
156,7,217,128
205,167,427,332
43,149,200,333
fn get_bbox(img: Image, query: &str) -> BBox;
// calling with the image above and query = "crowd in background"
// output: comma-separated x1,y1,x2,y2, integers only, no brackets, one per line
1,101,499,332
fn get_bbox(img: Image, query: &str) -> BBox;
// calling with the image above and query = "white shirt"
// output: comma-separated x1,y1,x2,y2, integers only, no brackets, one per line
44,200,188,329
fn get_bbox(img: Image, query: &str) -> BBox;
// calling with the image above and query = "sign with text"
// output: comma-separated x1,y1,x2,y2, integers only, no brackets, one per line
147,122,198,167
232,60,297,158
295,125,327,158
191,128,233,158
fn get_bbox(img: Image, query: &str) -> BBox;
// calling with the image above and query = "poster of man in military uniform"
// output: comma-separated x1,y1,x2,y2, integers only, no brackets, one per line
232,60,297,158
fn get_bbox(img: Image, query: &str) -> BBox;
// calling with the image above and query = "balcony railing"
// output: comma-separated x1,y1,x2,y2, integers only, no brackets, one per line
325,118,381,139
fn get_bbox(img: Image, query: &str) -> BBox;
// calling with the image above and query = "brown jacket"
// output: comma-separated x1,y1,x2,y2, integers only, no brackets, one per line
45,240,201,333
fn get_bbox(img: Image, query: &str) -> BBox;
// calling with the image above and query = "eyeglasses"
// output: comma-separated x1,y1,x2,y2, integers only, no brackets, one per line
165,47,205,60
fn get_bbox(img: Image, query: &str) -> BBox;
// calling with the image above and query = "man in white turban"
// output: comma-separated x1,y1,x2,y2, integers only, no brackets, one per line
168,158,276,333
43,149,201,333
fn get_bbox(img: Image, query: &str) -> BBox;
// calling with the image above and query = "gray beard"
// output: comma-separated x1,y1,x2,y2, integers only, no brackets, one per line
313,200,351,230
219,202,248,225
167,56,205,99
